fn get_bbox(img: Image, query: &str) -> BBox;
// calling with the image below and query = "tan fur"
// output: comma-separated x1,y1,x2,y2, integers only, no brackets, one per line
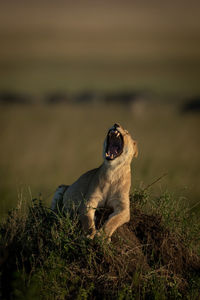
51,123,138,240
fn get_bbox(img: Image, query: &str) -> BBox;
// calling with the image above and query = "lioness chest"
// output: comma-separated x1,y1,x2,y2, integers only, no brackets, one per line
63,165,130,212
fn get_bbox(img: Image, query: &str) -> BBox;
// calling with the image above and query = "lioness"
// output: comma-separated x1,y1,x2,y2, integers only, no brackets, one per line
51,123,138,239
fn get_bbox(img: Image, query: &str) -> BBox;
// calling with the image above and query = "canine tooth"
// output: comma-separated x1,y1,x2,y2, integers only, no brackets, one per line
117,132,120,137
111,154,114,159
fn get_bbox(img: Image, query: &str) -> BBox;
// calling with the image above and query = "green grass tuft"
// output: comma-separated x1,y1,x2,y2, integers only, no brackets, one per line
0,190,200,299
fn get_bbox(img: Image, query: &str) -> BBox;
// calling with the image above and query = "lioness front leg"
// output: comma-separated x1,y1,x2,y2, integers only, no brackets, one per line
80,193,103,239
80,206,96,239
101,207,130,239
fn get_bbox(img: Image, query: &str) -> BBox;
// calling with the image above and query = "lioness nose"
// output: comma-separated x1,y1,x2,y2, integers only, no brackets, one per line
114,123,120,128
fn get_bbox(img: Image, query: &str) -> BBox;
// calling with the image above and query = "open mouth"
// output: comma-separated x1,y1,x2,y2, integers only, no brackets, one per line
105,129,123,160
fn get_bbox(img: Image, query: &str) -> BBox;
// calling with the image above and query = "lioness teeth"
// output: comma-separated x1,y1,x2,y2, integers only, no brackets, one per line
111,154,114,159
117,132,120,137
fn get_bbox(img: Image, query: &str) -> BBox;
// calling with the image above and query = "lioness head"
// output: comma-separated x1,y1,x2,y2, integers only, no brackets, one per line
103,123,138,165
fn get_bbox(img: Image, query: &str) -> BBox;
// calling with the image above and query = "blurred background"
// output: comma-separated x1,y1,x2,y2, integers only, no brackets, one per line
0,0,200,218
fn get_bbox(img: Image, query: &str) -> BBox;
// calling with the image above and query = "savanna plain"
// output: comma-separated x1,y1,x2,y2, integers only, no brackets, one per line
0,1,200,298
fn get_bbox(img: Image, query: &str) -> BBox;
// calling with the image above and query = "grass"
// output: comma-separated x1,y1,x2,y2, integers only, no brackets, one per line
0,189,200,299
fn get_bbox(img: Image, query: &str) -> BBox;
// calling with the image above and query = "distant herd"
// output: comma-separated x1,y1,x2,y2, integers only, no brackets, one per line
0,91,200,113
0,90,145,106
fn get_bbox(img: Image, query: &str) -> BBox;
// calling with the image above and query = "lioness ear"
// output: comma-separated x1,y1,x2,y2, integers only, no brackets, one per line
133,140,138,157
